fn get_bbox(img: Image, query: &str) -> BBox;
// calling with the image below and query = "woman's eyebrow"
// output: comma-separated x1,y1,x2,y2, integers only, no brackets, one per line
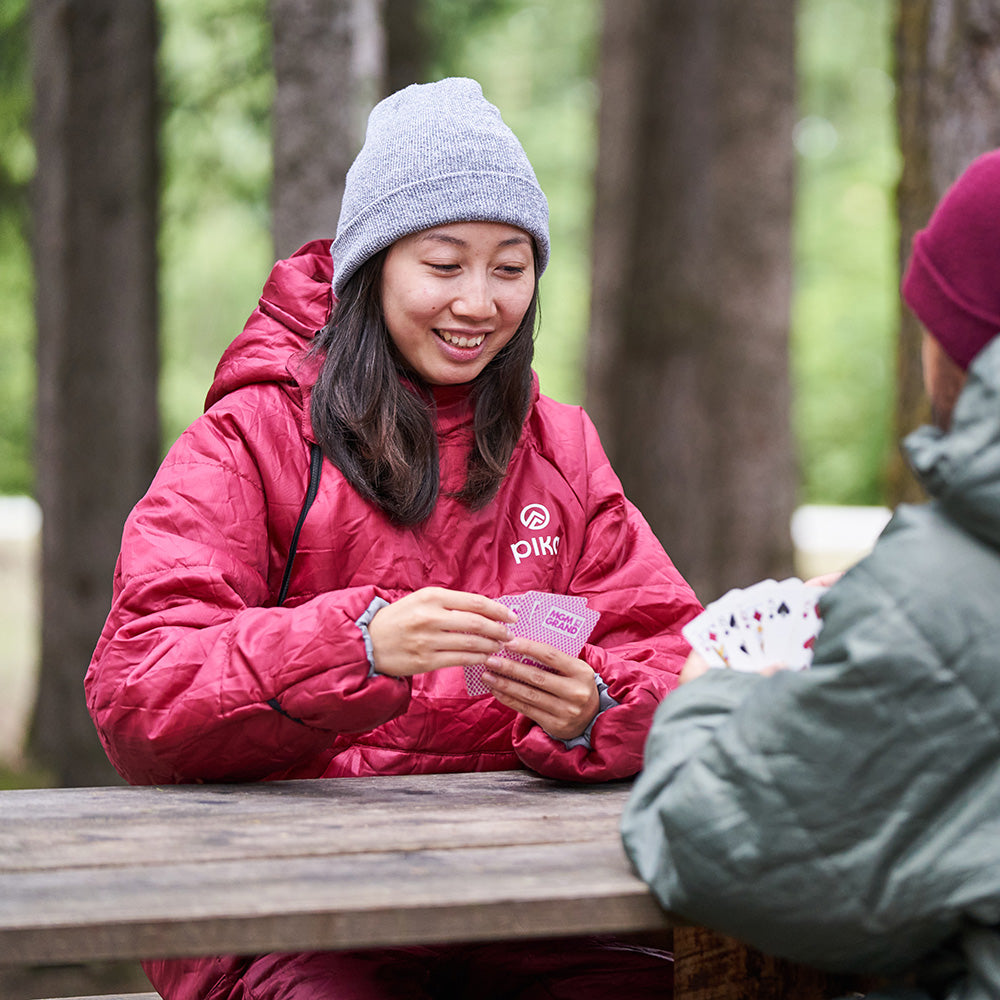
419,232,467,247
417,232,531,250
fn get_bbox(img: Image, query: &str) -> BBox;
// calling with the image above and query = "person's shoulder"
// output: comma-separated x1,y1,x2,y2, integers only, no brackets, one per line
827,503,963,601
821,499,1000,659
874,501,988,569
526,392,595,444
173,381,306,467
205,379,299,423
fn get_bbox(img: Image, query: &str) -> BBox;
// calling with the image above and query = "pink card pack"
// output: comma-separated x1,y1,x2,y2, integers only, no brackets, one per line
463,591,600,696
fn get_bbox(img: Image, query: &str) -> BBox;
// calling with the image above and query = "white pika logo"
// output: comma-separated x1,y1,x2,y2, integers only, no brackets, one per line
520,503,550,530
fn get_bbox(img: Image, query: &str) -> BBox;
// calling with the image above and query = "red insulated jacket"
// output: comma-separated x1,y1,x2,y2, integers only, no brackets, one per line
85,240,700,998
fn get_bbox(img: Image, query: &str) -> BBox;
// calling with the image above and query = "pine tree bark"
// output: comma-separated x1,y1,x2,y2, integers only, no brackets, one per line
30,0,160,785
270,0,384,260
891,0,1000,504
587,0,796,602
383,0,428,96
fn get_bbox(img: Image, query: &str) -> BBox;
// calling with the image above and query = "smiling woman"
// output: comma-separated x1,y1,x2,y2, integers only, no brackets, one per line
85,77,701,1000
381,222,536,386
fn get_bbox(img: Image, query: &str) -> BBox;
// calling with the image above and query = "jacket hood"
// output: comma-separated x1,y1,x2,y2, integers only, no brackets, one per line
205,240,334,411
203,239,542,440
905,336,1000,547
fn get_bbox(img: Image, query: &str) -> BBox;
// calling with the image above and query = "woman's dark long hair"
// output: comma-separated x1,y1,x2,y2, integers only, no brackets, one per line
310,249,540,526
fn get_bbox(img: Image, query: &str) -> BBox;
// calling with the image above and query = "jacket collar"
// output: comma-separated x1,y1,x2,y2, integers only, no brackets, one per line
905,336,1000,546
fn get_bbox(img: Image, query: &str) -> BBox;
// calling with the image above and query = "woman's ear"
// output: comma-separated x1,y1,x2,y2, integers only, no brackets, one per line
921,330,968,430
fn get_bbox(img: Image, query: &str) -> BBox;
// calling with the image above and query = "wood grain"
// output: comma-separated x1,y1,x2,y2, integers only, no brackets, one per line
0,772,670,964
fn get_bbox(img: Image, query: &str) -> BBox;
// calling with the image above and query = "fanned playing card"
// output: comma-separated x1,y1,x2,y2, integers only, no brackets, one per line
463,591,600,696
682,578,825,673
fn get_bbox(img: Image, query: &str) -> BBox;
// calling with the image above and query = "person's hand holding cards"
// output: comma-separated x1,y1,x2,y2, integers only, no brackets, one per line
367,587,517,678
680,577,826,682
466,591,603,741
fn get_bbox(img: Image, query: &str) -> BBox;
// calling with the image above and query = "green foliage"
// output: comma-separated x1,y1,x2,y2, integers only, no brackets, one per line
0,0,34,495
0,0,900,507
159,0,599,441
158,0,274,444
793,0,899,504
428,0,599,406
434,0,900,505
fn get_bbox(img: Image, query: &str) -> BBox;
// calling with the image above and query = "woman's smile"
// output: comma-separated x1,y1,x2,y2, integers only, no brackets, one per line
381,221,536,385
437,329,486,349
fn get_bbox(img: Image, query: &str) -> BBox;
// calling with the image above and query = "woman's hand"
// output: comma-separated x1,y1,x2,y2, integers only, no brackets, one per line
368,587,517,678
679,650,712,684
480,638,601,742
679,648,792,684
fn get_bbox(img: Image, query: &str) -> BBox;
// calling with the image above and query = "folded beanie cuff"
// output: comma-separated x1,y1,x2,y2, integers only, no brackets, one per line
331,78,550,298
333,171,550,296
902,237,1000,371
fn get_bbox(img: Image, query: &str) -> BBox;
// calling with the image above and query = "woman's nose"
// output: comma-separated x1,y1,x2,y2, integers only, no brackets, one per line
451,273,496,319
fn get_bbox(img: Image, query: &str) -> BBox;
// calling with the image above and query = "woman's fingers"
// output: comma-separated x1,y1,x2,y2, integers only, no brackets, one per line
367,587,517,677
678,650,711,684
481,638,600,740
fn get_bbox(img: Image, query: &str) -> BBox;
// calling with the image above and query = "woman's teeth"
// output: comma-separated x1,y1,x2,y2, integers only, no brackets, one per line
439,331,484,348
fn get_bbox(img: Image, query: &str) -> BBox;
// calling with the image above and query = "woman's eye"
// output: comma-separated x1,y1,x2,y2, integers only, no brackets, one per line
428,262,460,272
498,265,526,276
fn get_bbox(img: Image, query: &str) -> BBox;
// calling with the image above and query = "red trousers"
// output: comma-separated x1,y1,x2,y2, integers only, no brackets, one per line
145,934,673,999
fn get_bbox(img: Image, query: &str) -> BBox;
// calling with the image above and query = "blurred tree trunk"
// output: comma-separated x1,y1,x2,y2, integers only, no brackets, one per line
383,0,429,95
270,0,384,260
890,0,1000,504
29,0,160,786
587,0,796,603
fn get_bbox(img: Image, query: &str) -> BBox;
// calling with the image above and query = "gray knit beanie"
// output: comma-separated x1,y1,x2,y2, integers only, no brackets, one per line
332,77,550,296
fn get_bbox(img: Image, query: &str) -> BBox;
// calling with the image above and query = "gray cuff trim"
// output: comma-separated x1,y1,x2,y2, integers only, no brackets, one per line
558,672,618,750
355,597,390,677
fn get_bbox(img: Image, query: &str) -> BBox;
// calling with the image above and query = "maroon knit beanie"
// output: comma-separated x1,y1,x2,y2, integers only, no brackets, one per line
901,149,1000,370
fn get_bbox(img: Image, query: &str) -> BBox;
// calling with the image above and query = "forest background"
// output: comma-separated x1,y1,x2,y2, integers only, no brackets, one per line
0,0,896,508
6,0,942,797
0,7,985,993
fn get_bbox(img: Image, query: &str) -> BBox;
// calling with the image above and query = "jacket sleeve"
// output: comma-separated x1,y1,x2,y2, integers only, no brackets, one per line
85,405,411,785
513,409,702,782
620,521,1000,982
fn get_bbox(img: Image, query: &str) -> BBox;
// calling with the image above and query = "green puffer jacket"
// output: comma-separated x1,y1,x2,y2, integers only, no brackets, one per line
621,337,1000,1000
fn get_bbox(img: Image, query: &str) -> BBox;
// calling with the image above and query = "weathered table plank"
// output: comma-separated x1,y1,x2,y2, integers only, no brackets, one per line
0,771,670,965
1,771,865,999
1,772,628,872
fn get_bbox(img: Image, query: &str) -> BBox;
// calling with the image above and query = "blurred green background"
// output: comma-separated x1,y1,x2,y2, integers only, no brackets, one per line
0,0,898,506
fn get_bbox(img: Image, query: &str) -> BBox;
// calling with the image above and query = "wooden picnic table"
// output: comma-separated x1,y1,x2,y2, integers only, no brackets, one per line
0,770,861,998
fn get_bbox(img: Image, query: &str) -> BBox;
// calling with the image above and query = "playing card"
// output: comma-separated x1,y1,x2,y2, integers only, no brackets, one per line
519,591,601,657
715,613,759,671
735,579,793,666
684,587,765,672
683,577,825,674
463,591,600,696
680,614,731,669
463,592,526,696
732,579,779,659
777,584,825,670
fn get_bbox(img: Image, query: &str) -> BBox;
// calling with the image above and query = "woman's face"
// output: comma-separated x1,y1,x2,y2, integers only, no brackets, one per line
921,329,967,430
381,221,536,385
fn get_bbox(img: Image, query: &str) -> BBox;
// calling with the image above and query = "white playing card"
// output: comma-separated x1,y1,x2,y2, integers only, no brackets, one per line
684,577,825,674
681,614,732,669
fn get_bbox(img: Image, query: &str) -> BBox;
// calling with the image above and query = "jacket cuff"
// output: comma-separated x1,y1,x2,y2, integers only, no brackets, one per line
556,672,618,750
355,597,390,677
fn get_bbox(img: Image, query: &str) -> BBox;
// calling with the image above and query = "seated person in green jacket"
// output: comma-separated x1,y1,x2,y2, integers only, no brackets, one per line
622,148,1000,1000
